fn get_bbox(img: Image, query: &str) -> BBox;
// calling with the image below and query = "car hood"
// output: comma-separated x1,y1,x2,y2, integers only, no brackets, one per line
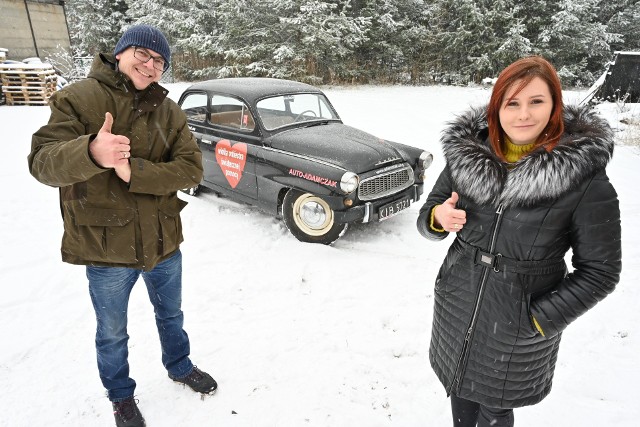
265,123,405,173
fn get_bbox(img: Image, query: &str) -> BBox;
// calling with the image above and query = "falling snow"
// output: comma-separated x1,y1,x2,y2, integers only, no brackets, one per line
1,84,638,426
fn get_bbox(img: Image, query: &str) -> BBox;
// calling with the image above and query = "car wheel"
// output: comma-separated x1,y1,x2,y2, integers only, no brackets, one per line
181,185,200,197
282,189,348,244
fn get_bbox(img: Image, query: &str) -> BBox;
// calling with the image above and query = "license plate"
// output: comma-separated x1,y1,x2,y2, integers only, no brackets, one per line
378,197,411,221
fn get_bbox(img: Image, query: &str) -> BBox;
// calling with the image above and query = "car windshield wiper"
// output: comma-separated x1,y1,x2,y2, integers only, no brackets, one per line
303,119,332,128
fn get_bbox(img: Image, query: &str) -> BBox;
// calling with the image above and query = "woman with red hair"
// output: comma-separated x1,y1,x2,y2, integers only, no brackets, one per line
417,56,621,426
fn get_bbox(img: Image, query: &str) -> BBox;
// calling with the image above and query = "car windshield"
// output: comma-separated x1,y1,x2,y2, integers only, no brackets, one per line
256,93,339,130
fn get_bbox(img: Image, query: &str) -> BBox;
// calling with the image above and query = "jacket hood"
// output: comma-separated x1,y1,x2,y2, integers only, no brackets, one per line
442,104,614,207
266,123,405,173
88,53,127,90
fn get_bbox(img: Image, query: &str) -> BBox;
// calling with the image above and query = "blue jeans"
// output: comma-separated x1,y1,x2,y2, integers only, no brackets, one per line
87,250,193,401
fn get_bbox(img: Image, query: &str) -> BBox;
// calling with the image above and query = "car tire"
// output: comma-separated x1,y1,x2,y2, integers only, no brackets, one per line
181,185,200,197
282,189,348,244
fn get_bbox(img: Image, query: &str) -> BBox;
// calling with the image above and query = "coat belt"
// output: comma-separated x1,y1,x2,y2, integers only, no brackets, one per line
456,238,566,276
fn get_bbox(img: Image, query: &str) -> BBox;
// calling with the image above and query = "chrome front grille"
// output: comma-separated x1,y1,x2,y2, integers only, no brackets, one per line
358,165,415,201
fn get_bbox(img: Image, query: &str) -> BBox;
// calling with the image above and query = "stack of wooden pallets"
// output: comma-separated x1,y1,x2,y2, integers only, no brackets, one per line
0,49,6,105
0,63,57,106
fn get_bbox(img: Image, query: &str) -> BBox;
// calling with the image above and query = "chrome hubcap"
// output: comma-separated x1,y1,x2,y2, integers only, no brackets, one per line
300,201,327,229
292,193,334,236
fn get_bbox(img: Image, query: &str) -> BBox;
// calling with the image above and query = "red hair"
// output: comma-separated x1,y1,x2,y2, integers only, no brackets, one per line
487,56,564,161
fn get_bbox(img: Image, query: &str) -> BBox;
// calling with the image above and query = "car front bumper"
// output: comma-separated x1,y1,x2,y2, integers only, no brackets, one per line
334,183,424,224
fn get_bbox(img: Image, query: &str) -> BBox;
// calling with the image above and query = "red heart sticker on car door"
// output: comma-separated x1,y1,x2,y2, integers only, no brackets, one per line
215,140,247,189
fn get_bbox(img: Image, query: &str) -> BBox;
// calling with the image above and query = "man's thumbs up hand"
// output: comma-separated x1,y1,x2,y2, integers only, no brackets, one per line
89,112,131,169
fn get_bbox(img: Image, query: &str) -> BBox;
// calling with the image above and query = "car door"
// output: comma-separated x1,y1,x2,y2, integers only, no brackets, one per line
181,91,261,200
204,94,261,199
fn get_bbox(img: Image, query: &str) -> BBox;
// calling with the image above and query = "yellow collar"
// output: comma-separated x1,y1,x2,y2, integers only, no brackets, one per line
503,137,535,163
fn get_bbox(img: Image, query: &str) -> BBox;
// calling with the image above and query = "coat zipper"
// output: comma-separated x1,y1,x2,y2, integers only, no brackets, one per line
448,203,504,395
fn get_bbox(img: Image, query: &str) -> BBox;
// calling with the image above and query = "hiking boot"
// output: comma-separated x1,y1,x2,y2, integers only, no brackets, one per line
112,397,145,427
169,366,218,395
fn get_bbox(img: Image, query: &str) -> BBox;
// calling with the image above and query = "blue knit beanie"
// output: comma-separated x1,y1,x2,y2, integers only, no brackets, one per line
114,24,171,70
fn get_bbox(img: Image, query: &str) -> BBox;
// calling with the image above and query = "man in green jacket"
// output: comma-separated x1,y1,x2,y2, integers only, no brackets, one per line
29,25,216,427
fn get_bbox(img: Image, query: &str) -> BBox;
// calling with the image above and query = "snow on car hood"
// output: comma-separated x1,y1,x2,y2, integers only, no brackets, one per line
265,122,405,173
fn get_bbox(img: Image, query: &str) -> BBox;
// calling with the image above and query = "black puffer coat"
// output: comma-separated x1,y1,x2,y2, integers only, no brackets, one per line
417,105,621,408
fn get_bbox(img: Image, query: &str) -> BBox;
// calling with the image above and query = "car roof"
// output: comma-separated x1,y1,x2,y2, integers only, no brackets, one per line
185,77,324,104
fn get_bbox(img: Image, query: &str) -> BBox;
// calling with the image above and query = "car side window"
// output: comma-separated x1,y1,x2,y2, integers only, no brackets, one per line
181,93,208,122
209,95,255,132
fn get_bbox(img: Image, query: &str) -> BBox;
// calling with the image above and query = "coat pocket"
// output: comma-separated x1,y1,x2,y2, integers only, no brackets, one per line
520,293,542,340
68,207,136,263
158,197,187,256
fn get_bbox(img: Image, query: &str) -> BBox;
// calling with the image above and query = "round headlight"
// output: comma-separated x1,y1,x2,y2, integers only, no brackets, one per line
419,151,433,170
340,172,359,193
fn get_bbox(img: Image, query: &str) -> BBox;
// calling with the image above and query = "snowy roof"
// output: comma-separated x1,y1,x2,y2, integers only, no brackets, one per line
0,62,54,70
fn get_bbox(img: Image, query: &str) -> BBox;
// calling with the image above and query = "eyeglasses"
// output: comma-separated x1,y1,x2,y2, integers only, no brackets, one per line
133,46,168,72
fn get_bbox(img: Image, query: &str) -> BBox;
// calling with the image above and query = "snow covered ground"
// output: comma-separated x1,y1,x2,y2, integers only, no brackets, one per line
1,84,638,426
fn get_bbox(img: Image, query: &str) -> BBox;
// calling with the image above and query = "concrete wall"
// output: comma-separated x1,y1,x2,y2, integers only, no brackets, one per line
0,0,71,61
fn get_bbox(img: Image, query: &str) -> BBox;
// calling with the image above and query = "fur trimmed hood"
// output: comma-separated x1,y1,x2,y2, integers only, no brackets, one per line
442,105,614,207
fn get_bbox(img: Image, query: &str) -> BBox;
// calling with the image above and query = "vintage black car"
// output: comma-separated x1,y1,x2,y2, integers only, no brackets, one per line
178,78,433,244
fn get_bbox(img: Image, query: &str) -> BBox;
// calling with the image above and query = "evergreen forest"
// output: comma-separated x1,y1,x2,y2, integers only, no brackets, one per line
64,0,640,86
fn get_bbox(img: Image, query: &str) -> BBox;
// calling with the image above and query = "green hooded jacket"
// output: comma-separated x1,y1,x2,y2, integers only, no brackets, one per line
29,53,203,271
